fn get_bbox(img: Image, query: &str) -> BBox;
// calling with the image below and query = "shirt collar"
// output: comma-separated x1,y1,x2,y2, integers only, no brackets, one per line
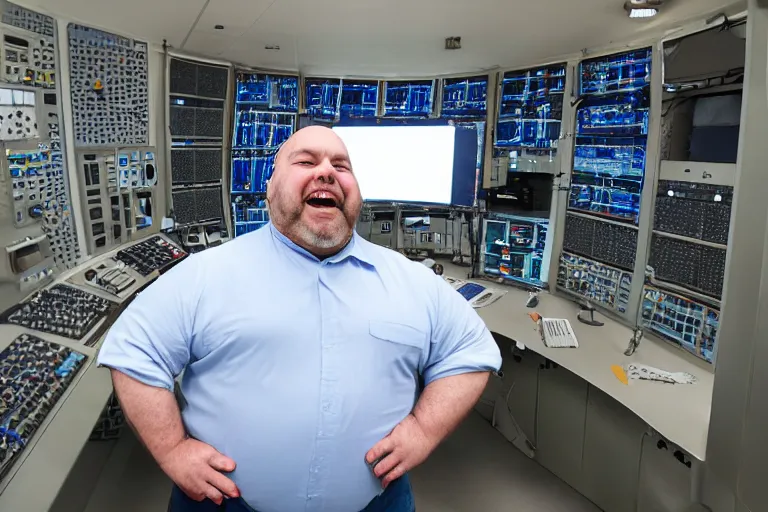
268,222,376,268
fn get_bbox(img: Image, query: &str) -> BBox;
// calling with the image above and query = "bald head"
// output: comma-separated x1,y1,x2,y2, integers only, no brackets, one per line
266,126,362,257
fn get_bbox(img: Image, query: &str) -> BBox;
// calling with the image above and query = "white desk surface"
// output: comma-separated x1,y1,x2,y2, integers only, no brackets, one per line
445,265,713,462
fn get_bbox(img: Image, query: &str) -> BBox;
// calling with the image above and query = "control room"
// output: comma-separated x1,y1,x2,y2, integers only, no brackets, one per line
0,0,764,511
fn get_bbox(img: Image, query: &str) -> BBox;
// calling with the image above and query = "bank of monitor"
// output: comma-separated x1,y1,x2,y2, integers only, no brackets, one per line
332,124,477,207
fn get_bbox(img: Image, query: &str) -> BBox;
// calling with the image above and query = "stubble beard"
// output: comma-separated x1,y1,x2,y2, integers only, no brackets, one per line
271,195,355,251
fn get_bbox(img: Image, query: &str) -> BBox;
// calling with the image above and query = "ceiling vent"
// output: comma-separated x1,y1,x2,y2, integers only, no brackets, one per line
624,0,663,18
445,37,461,50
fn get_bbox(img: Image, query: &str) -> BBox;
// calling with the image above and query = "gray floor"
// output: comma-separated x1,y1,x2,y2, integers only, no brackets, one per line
53,412,598,512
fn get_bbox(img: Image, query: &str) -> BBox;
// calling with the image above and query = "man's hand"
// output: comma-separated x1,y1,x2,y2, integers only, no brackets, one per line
365,414,438,489
157,438,240,504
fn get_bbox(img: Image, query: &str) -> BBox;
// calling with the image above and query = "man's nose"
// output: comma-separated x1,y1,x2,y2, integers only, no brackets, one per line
314,159,336,184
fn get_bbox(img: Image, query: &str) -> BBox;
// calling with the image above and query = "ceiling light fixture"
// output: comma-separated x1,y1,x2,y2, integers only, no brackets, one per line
624,0,662,19
214,24,224,30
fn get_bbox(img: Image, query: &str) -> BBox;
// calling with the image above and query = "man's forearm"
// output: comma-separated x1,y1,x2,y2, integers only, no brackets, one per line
412,371,490,446
110,369,186,462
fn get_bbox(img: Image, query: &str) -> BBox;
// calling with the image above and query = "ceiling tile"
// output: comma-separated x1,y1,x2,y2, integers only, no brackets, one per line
26,0,208,47
184,30,237,57
196,0,275,36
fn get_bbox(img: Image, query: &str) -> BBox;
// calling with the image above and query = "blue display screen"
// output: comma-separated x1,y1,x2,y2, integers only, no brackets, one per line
236,72,298,112
305,78,341,120
339,80,378,119
496,64,566,149
383,80,434,117
580,48,652,96
569,53,651,224
442,76,487,118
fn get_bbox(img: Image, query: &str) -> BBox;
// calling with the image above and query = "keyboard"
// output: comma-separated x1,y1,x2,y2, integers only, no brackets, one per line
540,318,579,348
456,283,486,301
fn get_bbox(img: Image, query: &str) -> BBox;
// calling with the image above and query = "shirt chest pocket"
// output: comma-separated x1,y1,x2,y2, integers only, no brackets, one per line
368,320,428,376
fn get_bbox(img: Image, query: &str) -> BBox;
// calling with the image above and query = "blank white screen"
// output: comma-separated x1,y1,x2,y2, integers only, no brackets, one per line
333,125,455,204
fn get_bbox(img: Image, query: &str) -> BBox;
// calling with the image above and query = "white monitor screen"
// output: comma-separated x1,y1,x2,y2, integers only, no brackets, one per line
333,125,456,204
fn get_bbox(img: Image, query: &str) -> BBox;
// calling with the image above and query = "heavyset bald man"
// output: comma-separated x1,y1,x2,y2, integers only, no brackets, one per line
98,126,502,512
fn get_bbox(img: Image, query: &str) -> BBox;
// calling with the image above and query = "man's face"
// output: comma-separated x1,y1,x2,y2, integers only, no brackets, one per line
267,126,363,256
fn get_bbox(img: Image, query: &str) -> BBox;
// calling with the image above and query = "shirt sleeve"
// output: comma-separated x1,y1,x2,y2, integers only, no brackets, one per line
96,254,204,392
422,274,502,385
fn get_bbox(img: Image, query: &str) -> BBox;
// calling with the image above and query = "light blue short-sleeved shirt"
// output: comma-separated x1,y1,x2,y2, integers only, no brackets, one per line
98,223,501,512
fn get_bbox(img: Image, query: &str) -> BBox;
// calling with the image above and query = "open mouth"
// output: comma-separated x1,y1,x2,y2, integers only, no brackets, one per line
305,192,340,209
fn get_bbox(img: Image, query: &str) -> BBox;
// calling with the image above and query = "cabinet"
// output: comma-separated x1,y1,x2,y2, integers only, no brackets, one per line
637,433,695,512
581,386,647,512
535,362,588,492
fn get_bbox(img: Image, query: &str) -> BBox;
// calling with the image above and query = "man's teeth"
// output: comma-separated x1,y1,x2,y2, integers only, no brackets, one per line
311,192,332,200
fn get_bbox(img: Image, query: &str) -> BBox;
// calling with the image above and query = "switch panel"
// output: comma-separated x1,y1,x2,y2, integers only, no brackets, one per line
172,186,223,226
562,213,637,271
558,252,632,313
642,285,719,363
67,24,149,147
654,180,733,245
1,4,54,37
0,5,81,272
171,148,222,186
648,234,727,299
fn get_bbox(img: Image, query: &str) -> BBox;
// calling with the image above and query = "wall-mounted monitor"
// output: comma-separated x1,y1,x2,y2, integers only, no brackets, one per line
332,124,477,206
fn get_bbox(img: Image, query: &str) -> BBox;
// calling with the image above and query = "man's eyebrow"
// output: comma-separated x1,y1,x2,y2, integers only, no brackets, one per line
287,149,316,160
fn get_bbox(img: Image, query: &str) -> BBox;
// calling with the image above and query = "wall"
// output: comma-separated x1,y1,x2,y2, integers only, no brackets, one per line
703,1,768,511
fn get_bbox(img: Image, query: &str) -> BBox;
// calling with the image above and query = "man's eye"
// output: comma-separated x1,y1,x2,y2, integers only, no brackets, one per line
298,161,313,166
334,164,349,171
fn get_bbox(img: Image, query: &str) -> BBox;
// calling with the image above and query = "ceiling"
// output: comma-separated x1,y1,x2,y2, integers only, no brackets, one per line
21,0,744,77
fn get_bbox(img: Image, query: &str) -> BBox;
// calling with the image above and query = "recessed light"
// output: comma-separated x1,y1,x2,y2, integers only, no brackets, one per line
214,24,224,30
624,0,661,18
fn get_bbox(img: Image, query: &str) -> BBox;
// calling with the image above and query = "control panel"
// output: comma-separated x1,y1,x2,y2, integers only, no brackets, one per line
169,57,228,231
0,4,80,299
113,234,186,277
0,283,117,344
0,333,87,481
67,24,148,147
75,147,160,255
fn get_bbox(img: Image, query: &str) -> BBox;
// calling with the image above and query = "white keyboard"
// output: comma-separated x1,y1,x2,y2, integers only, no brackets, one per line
540,318,579,348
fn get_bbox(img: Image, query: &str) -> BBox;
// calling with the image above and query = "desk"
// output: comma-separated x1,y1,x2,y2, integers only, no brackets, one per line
444,264,713,462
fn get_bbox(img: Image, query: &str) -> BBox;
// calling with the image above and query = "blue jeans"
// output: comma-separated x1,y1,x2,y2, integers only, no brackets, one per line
168,475,415,512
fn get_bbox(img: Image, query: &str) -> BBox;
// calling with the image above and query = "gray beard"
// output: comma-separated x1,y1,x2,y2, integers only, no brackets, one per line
272,201,352,252
295,222,349,250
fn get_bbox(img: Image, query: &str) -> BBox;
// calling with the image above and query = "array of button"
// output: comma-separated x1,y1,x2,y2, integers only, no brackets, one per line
648,235,727,299
0,284,117,341
114,236,186,276
557,252,632,313
642,286,719,363
67,24,148,147
0,333,87,480
562,213,637,271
